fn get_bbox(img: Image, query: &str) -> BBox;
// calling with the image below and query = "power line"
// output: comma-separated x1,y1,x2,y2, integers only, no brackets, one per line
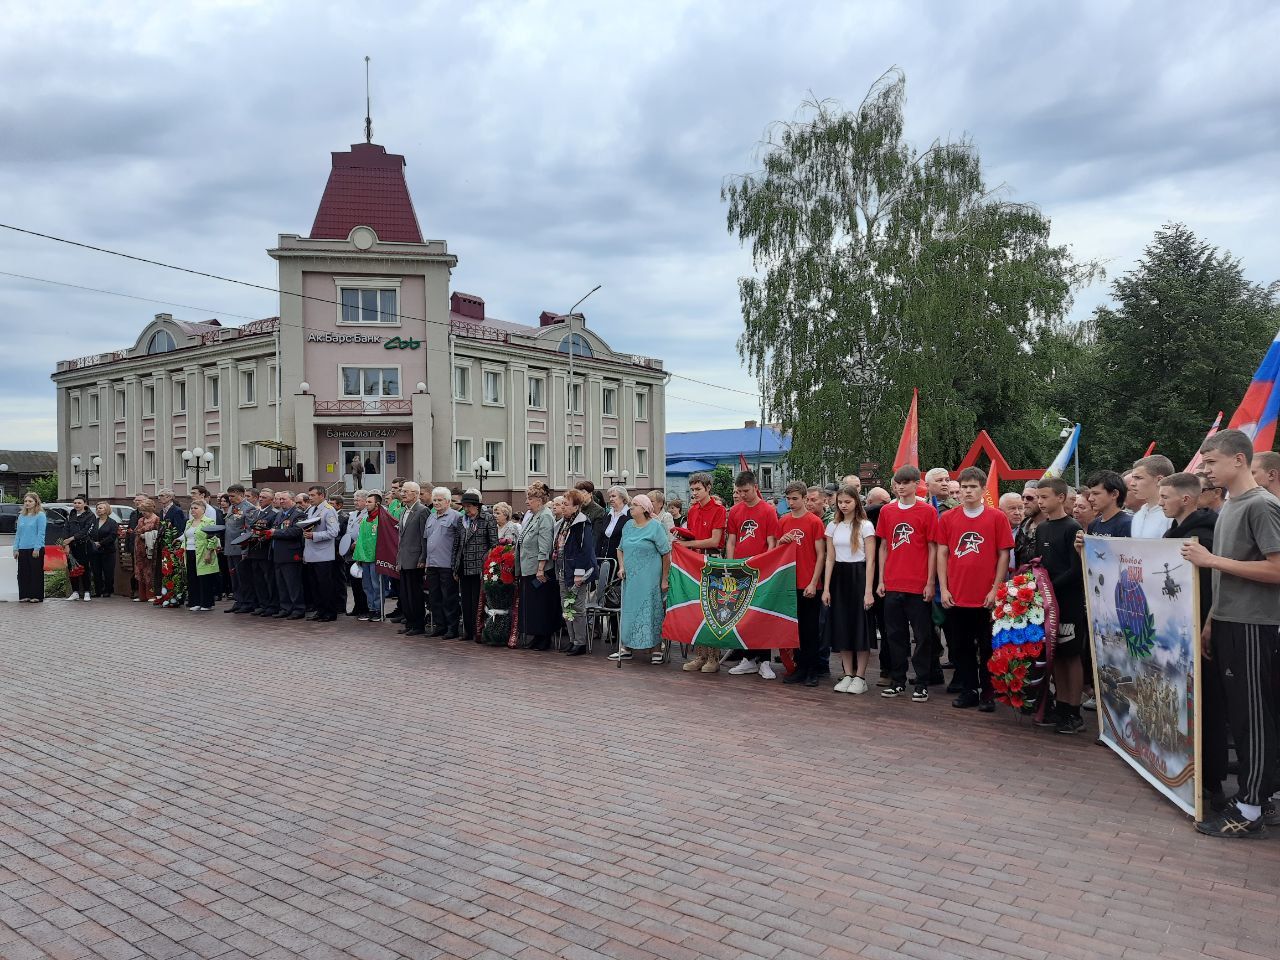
0,270,261,321
0,221,763,401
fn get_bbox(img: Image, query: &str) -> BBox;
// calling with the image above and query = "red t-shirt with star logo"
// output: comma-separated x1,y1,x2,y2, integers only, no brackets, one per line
938,505,1014,608
778,511,826,588
874,499,938,593
727,500,779,560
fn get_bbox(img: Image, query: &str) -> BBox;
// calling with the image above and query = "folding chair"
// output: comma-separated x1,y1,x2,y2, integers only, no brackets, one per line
585,558,620,653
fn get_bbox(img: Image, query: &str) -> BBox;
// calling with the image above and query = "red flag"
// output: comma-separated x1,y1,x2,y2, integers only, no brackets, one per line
738,453,751,474
1226,327,1280,451
983,460,1000,510
373,506,401,579
1141,441,1157,458
1185,411,1223,473
893,388,919,469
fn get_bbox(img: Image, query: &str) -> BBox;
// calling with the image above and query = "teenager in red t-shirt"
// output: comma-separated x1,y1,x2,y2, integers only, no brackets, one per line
778,481,827,686
679,472,728,674
874,465,939,700
726,470,778,676
937,467,1012,711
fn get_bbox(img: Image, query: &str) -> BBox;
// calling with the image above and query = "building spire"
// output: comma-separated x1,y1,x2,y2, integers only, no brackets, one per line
364,56,373,144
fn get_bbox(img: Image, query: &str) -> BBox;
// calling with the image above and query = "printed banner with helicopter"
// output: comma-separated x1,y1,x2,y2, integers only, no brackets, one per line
1082,536,1202,819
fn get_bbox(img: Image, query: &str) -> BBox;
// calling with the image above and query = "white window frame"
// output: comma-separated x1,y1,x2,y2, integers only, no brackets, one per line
568,444,584,475
142,382,155,417
334,276,402,327
566,379,583,414
602,445,618,476
114,387,126,422
87,390,100,425
635,389,649,421
759,464,775,491
601,385,618,418
174,449,187,482
483,439,505,475
239,442,256,481
143,449,156,483
339,365,402,399
528,442,546,476
115,452,126,482
69,392,81,427
527,374,546,410
205,445,220,480
481,367,504,406
267,363,279,406
454,437,473,475
635,448,648,477
239,366,256,407
173,378,187,413
453,363,472,402
205,374,220,411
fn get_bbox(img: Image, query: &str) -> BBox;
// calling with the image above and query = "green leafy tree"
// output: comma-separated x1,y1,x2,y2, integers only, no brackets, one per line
30,472,59,503
1055,223,1279,470
723,69,1099,479
710,464,734,504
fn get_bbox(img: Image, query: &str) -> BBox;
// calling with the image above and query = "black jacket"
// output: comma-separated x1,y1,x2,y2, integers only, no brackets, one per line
596,510,630,561
557,513,599,588
1165,508,1217,627
90,516,119,554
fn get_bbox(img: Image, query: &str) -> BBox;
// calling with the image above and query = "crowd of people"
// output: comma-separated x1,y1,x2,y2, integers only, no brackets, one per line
9,430,1280,837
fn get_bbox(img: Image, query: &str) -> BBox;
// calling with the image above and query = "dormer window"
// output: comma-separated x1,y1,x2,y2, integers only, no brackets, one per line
558,333,593,358
146,330,177,354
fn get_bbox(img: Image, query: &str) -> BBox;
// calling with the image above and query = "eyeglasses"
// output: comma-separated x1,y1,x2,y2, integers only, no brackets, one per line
1022,495,1037,502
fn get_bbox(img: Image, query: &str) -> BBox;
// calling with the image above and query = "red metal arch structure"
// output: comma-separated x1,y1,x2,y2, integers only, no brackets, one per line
954,430,1044,481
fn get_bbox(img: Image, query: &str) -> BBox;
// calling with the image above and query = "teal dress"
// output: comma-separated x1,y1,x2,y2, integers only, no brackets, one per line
619,519,671,650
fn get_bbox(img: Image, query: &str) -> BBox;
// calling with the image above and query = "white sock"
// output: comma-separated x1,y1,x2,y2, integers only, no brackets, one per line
1237,802,1262,821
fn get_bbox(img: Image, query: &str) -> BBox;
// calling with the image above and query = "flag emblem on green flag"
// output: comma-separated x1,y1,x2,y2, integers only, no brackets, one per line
662,543,799,650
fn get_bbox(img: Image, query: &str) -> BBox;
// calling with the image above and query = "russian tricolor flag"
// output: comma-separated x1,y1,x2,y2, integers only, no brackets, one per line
1228,328,1280,452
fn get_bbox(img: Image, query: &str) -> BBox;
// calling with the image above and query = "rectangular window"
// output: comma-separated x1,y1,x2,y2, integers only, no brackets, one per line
174,449,187,481
602,446,618,476
339,366,401,398
205,445,220,479
88,391,100,424
482,369,503,405
142,383,155,417
483,440,504,473
568,444,583,475
205,374,220,410
70,393,81,426
528,442,546,475
602,386,618,417
116,452,126,481
636,448,648,477
339,286,399,325
114,388,126,421
268,364,279,405
453,364,471,401
240,368,256,406
635,389,649,421
759,464,774,491
454,438,472,474
240,442,256,480
143,450,156,482
566,380,583,414
174,379,187,413
527,375,545,409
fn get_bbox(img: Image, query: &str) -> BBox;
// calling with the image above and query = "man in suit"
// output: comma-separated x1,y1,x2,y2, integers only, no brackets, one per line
303,485,341,622
157,488,185,533
453,491,498,643
248,487,278,616
394,481,430,636
267,490,306,619
223,485,258,613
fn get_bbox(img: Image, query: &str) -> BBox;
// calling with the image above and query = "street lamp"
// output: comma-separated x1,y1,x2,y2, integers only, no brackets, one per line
182,447,215,485
604,468,630,488
1058,417,1081,490
564,284,601,481
0,462,8,501
472,456,491,495
70,455,102,499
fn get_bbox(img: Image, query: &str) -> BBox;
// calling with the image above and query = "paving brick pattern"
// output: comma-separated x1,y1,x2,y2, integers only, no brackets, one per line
1,602,1278,960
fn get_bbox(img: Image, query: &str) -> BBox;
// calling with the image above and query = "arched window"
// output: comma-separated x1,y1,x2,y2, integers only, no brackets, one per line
557,333,593,358
146,330,177,354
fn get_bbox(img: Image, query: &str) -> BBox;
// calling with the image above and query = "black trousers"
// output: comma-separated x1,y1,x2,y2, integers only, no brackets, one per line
944,605,993,697
185,551,200,607
275,561,305,616
1212,620,1278,808
192,572,218,609
90,549,115,596
253,554,278,613
427,566,461,635
228,555,251,610
1201,652,1230,792
398,566,425,631
17,549,43,600
459,574,482,642
883,590,935,688
796,590,822,676
306,561,337,619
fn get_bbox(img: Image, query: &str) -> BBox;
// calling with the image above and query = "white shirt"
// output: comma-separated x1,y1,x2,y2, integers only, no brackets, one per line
825,519,876,563
1130,504,1173,539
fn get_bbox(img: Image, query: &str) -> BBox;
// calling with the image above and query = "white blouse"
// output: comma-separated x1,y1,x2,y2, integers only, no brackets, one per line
824,519,876,563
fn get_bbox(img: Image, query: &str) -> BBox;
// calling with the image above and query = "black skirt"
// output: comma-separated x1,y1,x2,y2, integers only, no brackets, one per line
826,560,871,652
519,574,562,637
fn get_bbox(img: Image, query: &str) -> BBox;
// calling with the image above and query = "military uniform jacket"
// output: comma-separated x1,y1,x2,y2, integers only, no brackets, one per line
224,500,259,557
270,506,305,563
247,506,276,559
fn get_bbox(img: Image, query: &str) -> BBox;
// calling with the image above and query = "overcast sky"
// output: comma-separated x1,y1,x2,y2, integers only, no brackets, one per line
2,0,1278,451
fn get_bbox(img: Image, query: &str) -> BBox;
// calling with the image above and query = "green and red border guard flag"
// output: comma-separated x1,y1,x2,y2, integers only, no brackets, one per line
662,543,798,650
893,388,919,469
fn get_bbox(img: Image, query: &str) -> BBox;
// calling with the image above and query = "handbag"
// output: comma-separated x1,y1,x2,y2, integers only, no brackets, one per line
602,577,622,609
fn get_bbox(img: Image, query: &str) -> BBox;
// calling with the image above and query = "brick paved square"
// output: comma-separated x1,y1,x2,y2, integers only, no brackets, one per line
1,601,1278,959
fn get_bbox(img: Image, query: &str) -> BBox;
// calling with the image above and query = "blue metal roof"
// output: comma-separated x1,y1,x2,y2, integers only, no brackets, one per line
665,426,790,461
665,459,718,475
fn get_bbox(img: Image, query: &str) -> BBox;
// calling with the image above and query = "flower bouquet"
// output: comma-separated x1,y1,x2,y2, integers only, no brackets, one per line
156,521,187,608
478,541,518,646
562,592,578,623
987,562,1059,719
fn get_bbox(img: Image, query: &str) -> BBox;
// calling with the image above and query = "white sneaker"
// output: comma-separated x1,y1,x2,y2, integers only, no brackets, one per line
758,661,776,680
849,677,869,695
728,660,759,676
834,675,854,693
82,595,91,602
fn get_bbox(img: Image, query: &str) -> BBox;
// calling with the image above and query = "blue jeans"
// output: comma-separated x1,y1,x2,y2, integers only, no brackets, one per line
361,564,382,614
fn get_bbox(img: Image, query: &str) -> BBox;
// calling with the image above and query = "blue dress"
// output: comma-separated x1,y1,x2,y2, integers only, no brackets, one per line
619,519,671,650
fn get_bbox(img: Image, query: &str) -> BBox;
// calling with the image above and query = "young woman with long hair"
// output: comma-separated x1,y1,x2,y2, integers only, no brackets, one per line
822,484,877,694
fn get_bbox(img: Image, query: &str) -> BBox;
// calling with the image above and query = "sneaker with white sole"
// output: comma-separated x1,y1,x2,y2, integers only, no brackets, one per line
911,686,929,702
758,661,776,680
849,677,868,695
728,660,759,675
834,675,854,693
1081,696,1097,711
881,685,905,698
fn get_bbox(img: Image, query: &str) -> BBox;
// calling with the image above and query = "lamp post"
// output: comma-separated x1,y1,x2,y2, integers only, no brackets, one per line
0,462,8,501
182,447,215,485
70,455,102,499
604,469,630,489
471,457,491,495
564,284,601,482
1058,417,1081,490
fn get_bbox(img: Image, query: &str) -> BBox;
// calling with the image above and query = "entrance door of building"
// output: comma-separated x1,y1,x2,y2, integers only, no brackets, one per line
341,442,385,494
